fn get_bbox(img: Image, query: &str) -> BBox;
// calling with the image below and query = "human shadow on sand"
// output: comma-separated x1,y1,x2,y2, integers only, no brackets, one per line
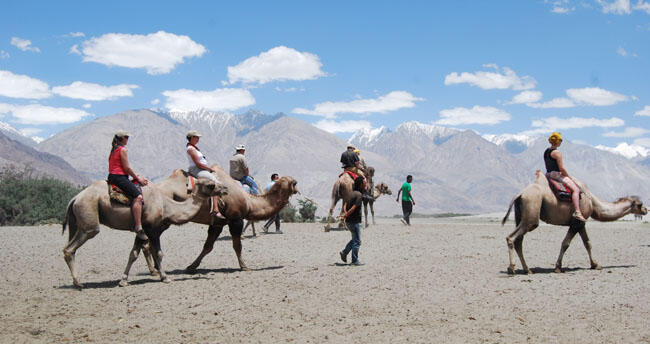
501,264,636,275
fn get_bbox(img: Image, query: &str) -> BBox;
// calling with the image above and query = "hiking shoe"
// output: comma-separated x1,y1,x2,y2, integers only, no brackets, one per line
339,251,347,263
136,229,149,241
573,212,587,222
351,261,365,266
276,230,283,234
400,218,407,225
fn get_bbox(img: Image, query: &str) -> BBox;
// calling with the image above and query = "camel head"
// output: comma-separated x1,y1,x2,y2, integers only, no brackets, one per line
627,196,647,215
193,179,228,198
375,182,392,195
272,176,299,198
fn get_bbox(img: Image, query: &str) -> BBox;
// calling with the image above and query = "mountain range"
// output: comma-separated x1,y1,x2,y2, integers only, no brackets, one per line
5,109,649,215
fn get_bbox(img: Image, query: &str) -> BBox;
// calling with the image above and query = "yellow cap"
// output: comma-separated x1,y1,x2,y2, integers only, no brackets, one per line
548,132,562,145
354,149,360,155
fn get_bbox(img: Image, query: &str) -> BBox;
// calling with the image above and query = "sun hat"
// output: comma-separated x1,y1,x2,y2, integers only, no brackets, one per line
354,149,361,154
115,130,130,138
347,144,355,149
235,144,246,150
548,132,563,145
186,130,202,139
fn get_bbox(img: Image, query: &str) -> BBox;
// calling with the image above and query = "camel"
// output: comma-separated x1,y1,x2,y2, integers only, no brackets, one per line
62,178,226,288
502,171,647,274
155,166,298,272
362,182,392,226
325,170,391,230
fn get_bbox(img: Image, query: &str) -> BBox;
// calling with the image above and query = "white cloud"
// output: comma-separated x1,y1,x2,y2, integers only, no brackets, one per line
599,0,631,14
617,46,628,56
635,1,650,13
635,137,650,147
595,142,649,158
80,31,206,75
0,50,9,59
162,88,255,112
313,119,372,133
151,98,160,105
444,64,536,90
292,91,424,119
10,37,40,53
552,6,571,13
0,70,51,99
509,90,543,104
227,46,326,85
603,126,650,137
527,87,629,108
531,116,624,132
566,87,629,106
635,105,650,116
69,44,81,55
436,105,511,125
82,103,91,109
52,81,139,101
0,103,93,124
19,127,41,136
275,86,304,92
69,32,85,38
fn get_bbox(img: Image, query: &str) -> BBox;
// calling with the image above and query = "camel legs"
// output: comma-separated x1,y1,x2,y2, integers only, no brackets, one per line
148,235,171,283
229,219,250,271
578,226,601,270
325,197,339,232
62,227,100,288
370,201,376,225
554,225,580,273
119,237,148,287
506,223,536,274
363,201,369,228
243,220,257,237
141,242,160,277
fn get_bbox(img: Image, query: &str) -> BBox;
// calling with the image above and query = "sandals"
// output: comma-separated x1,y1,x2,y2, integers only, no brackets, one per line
572,211,587,222
211,210,226,220
135,229,149,241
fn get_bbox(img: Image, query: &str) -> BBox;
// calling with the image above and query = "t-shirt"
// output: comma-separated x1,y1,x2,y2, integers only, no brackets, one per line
229,153,248,180
340,150,359,168
344,190,363,224
401,182,412,202
264,181,275,192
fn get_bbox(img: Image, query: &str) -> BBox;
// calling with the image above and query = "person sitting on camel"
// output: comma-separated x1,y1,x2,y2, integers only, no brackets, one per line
340,144,364,177
544,132,587,222
186,130,225,219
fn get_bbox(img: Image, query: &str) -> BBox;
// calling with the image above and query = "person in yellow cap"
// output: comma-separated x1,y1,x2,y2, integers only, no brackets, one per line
354,149,368,176
544,132,586,222
340,145,364,177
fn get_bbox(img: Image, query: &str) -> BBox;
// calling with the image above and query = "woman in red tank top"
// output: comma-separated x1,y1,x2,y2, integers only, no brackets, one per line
107,130,150,240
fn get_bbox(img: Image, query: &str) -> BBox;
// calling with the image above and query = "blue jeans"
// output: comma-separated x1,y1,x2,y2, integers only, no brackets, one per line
342,222,362,263
239,175,259,195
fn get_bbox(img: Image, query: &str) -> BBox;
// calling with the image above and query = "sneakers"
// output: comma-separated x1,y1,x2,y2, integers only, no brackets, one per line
262,226,269,233
339,251,347,263
135,229,149,241
573,212,587,222
276,230,283,234
351,261,365,266
400,218,407,225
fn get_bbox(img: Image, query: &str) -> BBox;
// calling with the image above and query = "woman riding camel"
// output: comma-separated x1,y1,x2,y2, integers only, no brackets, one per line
544,132,587,222
107,130,150,240
186,130,225,219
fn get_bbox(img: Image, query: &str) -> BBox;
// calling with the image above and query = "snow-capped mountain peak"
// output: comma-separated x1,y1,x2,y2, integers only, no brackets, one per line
595,142,649,159
348,126,390,147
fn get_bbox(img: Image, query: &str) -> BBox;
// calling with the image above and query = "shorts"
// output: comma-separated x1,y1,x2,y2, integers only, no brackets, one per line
108,174,141,199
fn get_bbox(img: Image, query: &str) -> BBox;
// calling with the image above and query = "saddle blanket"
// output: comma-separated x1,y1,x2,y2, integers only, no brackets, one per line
546,176,579,202
107,180,142,205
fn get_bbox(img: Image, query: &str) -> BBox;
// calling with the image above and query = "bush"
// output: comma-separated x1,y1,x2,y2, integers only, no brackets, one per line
297,199,317,222
279,203,297,222
0,166,85,225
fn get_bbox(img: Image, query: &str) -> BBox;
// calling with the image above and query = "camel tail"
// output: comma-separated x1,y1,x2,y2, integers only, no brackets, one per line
502,194,522,226
62,198,77,241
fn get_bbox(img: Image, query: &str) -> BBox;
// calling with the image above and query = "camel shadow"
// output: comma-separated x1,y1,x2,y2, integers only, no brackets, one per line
58,277,163,290
168,265,285,276
501,264,636,275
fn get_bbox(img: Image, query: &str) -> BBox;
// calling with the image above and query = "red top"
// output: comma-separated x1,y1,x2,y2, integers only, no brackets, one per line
108,146,127,175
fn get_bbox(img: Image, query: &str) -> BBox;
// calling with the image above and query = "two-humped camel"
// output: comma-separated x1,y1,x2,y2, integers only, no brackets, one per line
62,178,225,288
325,171,392,231
156,166,298,272
502,171,647,274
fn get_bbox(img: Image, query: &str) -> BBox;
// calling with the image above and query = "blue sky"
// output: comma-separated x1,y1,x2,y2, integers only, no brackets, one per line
1,0,649,157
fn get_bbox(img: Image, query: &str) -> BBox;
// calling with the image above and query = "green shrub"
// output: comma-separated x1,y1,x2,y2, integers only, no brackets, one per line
279,203,297,222
297,199,317,223
0,166,85,225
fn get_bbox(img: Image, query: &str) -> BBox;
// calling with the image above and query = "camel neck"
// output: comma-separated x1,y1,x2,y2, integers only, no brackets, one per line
590,194,633,222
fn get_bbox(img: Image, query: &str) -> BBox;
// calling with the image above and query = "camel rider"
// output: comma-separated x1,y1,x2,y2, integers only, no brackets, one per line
544,132,587,222
354,149,369,176
107,130,150,241
229,144,259,195
340,144,364,177
186,130,225,220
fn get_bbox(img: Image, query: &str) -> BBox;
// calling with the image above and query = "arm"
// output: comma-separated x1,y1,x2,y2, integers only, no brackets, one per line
188,148,215,172
396,189,401,202
120,148,148,185
340,204,358,220
407,189,415,205
551,150,570,178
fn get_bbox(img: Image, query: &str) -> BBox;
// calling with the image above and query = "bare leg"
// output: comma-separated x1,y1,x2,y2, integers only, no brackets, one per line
186,225,223,272
63,227,99,288
554,226,579,273
119,237,147,287
578,226,601,270
131,195,148,240
229,219,250,271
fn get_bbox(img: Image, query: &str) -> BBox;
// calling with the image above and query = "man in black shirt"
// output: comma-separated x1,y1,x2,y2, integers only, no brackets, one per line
339,176,367,266
340,145,364,177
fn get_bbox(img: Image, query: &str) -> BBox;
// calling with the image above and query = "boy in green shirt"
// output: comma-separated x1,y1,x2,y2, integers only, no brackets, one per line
395,175,414,225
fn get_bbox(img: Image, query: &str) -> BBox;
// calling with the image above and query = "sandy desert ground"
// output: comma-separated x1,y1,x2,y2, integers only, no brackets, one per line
1,215,649,343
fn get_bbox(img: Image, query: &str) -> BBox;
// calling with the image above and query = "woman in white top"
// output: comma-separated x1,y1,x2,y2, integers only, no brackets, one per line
186,130,225,219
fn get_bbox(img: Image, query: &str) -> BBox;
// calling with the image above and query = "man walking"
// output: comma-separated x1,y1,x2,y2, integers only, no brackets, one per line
229,144,259,195
262,173,282,234
339,176,366,266
396,175,414,225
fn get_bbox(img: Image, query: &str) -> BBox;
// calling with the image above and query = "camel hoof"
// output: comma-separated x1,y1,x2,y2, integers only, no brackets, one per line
185,265,198,274
150,270,160,277
162,277,172,283
554,267,563,273
525,269,534,275
324,226,330,232
592,264,602,270
73,280,84,289
119,279,129,287
240,266,251,272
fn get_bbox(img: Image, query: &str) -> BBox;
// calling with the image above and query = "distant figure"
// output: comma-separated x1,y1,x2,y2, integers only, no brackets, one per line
262,173,282,233
340,144,364,177
229,144,259,195
339,176,366,266
544,132,586,222
396,175,414,225
107,130,149,240
354,149,368,176
186,130,225,219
